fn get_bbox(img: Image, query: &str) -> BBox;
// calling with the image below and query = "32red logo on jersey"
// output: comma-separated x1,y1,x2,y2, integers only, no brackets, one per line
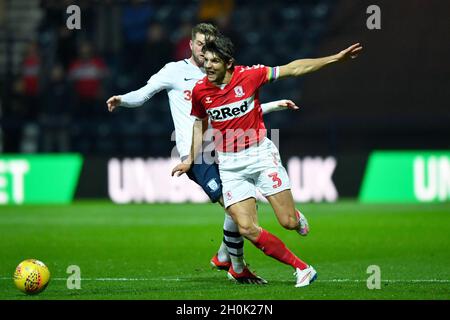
207,101,249,121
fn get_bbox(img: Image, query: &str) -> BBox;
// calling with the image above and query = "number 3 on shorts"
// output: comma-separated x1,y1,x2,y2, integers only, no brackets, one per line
268,172,282,188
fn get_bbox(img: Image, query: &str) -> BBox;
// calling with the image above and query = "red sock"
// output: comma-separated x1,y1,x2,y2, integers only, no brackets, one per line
253,229,308,270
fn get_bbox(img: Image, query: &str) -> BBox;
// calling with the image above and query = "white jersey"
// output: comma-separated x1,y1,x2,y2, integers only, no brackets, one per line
120,59,205,158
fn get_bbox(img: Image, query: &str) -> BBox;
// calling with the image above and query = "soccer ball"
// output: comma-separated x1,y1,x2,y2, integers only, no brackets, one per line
13,259,51,294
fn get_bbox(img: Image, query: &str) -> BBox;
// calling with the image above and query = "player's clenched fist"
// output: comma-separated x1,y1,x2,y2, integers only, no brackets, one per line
106,95,122,112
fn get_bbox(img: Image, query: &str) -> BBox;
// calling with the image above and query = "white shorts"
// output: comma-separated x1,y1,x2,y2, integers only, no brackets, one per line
218,137,291,208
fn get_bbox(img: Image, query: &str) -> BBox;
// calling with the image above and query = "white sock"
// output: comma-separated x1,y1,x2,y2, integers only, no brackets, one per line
222,213,245,273
217,241,229,262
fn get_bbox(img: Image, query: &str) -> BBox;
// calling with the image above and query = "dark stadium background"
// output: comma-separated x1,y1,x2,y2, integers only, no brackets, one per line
1,0,448,202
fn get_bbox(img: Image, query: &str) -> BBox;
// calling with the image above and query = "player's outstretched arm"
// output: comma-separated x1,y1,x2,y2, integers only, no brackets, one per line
261,99,299,114
171,118,208,177
106,81,159,112
277,43,363,80
106,64,172,112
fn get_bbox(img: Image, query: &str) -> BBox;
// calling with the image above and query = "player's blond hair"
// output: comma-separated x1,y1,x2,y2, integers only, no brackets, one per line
191,23,219,40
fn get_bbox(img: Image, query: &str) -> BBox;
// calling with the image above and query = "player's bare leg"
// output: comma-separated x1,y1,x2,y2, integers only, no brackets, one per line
227,197,316,287
266,189,310,236
226,197,260,242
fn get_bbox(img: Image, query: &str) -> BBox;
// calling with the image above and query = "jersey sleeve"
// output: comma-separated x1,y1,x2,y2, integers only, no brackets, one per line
190,85,207,119
243,65,280,89
120,62,174,108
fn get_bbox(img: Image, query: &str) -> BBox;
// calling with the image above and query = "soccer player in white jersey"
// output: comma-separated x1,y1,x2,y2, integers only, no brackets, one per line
172,35,362,287
106,23,297,284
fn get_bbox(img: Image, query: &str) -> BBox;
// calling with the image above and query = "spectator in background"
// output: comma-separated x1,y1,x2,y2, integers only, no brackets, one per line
21,42,41,98
39,64,71,152
6,41,41,152
39,0,77,69
197,0,234,22
138,22,174,85
68,42,108,119
56,26,78,70
9,41,44,153
197,0,241,51
16,41,42,122
121,0,153,71
96,0,122,61
39,0,64,29
0,0,6,27
173,21,193,61
214,14,242,52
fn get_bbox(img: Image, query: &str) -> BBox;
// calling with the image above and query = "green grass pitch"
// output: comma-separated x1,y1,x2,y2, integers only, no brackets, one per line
0,201,449,300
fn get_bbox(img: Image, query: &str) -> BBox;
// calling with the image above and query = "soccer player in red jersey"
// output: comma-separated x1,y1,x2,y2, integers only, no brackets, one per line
172,35,362,287
107,24,299,284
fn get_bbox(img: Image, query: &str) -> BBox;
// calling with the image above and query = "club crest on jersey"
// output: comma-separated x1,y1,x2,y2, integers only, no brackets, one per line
234,86,245,98
205,97,212,104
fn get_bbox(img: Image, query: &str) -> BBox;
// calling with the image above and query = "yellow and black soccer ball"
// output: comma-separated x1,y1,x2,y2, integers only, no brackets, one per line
13,259,51,295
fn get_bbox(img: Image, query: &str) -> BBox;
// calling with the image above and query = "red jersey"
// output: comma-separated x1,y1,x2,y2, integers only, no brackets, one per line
191,65,279,152
68,58,107,99
22,55,40,96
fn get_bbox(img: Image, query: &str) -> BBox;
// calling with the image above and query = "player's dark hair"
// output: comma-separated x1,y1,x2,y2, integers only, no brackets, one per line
202,35,235,68
191,23,219,41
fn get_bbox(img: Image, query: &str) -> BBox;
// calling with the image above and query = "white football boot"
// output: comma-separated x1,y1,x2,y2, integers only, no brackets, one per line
294,265,317,287
296,210,310,236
